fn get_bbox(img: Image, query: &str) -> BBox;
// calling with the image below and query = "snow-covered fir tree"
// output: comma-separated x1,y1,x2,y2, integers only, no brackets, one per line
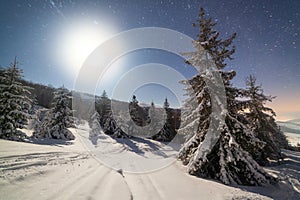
96,90,111,126
152,123,175,142
242,75,288,165
178,7,275,185
163,98,170,110
148,102,165,138
34,87,75,140
88,111,103,145
96,92,129,138
114,110,132,138
103,113,129,138
89,111,102,138
32,109,51,138
129,95,143,126
32,109,42,136
0,59,32,141
152,99,175,142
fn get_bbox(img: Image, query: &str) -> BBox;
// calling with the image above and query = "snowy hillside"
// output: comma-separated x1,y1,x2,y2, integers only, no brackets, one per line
289,119,300,126
278,119,300,134
1,124,300,199
278,119,300,146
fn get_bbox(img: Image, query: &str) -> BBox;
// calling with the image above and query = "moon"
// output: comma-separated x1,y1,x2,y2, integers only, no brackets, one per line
60,22,115,77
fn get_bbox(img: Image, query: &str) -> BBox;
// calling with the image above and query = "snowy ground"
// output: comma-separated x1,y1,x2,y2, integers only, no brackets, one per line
285,132,300,146
278,119,300,146
1,123,300,199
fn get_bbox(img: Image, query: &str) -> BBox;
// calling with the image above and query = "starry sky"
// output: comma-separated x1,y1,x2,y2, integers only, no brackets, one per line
0,0,299,120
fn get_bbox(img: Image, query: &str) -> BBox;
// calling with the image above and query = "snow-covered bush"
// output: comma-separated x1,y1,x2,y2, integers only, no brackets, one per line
0,59,32,141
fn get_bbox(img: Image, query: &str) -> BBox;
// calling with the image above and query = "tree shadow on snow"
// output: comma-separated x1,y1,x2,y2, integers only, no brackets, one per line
114,137,145,155
89,134,107,146
113,136,170,158
232,149,300,199
27,138,74,147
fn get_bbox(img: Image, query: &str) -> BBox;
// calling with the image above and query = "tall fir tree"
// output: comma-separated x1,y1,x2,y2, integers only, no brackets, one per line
178,7,274,185
148,102,165,137
152,98,175,142
0,59,32,141
242,75,288,165
129,95,143,127
96,90,111,127
32,109,43,137
98,93,129,138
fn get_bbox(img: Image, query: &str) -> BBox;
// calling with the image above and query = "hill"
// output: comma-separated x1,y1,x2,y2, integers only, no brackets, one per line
278,119,300,134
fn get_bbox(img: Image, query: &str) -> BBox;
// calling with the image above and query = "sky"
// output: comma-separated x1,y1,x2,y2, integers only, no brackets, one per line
0,0,299,120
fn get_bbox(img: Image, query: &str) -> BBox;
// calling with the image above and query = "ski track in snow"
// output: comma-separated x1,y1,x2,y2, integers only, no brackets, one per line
0,138,132,200
1,125,300,199
125,173,165,200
